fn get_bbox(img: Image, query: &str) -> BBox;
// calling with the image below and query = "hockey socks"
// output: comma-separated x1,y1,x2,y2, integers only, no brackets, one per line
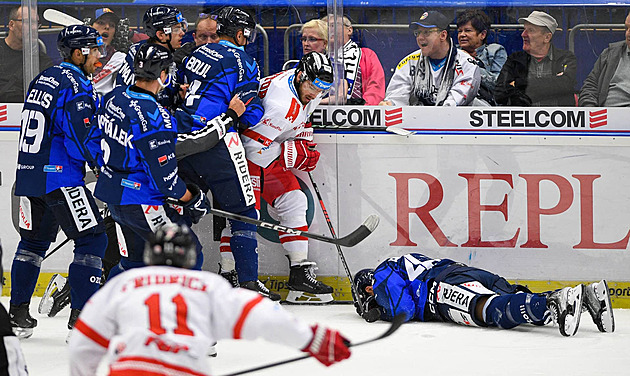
10,240,49,306
68,254,102,310
484,293,547,329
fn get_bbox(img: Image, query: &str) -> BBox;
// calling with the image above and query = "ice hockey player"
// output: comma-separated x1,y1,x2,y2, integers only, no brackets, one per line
10,25,108,338
353,253,615,337
115,5,185,108
175,7,275,299
84,43,212,278
68,223,351,375
217,52,335,303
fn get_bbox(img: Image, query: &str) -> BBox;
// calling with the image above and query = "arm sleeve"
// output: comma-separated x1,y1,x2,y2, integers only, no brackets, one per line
578,51,606,107
232,57,263,128
493,55,530,106
443,57,481,106
60,86,98,164
525,51,578,102
373,263,416,322
360,48,386,105
137,127,187,200
480,45,507,92
175,109,239,160
84,108,104,168
383,53,418,106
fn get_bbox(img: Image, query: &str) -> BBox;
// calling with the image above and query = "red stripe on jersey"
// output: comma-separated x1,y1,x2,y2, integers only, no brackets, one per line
242,128,273,147
279,234,309,243
74,318,110,348
110,356,208,376
233,295,264,339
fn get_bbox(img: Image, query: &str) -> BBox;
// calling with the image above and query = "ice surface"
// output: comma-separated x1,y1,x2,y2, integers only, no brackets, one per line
7,297,629,376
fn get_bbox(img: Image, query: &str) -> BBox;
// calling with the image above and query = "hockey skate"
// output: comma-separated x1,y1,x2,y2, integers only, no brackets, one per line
546,285,584,337
241,280,281,301
66,308,81,344
583,280,614,333
9,303,37,339
218,264,239,288
38,273,71,317
286,261,334,304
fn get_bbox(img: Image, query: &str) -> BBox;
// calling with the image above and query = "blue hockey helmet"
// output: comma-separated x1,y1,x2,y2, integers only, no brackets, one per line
57,25,104,59
213,7,257,44
134,43,173,85
353,268,375,303
143,5,184,37
144,223,197,269
296,52,334,91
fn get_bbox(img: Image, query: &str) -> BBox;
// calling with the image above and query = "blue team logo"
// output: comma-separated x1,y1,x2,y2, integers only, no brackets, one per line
121,178,141,190
313,78,332,91
258,176,314,243
43,165,63,173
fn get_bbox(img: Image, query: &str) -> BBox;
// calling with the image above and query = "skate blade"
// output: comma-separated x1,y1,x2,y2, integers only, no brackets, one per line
285,291,334,304
595,280,615,333
12,327,33,340
38,274,66,315
561,285,584,337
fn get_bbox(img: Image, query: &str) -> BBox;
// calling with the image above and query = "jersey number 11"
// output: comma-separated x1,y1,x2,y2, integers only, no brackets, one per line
144,293,195,336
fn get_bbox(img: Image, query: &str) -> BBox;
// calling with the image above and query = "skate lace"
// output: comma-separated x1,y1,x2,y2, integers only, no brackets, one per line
305,264,320,285
257,280,271,294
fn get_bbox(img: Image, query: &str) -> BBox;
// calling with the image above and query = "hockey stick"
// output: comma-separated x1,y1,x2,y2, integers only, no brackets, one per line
307,171,365,314
43,237,72,260
43,9,82,27
219,314,405,376
191,205,379,247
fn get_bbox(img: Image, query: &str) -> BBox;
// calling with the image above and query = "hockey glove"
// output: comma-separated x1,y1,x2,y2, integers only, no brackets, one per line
359,296,382,323
281,140,320,172
181,183,211,224
302,325,351,366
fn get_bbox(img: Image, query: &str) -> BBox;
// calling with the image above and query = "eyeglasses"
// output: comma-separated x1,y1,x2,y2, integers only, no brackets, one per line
12,19,42,28
413,28,439,37
301,36,324,43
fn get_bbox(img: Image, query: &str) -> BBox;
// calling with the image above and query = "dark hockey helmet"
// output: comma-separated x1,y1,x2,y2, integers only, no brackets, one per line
144,223,197,269
296,52,334,91
213,7,257,43
352,268,375,303
143,5,184,37
134,43,173,82
57,25,104,59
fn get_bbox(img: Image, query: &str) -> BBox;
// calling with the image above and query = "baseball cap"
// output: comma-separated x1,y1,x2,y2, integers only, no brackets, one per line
410,11,451,31
95,8,114,20
518,11,558,34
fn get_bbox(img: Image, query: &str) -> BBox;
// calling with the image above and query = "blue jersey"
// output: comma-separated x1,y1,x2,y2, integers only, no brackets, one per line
373,253,456,322
176,40,263,133
86,86,187,205
15,63,99,197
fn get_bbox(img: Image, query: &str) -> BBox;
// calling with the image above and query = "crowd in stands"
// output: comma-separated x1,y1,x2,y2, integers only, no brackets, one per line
1,6,630,107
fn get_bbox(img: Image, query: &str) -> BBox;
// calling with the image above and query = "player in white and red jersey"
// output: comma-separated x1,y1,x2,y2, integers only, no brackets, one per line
218,52,335,303
68,223,351,376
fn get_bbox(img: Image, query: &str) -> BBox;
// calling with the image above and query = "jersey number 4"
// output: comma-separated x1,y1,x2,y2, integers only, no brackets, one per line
144,293,195,336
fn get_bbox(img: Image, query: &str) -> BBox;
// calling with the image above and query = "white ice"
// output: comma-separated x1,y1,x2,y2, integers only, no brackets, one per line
8,297,629,376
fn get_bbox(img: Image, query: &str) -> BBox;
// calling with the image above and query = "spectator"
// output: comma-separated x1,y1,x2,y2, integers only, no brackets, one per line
456,9,507,105
194,12,220,46
283,19,327,70
379,11,480,106
90,8,126,96
321,15,386,105
0,6,52,103
579,12,630,106
495,11,577,106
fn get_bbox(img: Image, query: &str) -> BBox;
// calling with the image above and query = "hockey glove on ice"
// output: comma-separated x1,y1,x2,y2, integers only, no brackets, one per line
181,183,211,224
281,140,320,172
302,325,351,366
357,296,382,323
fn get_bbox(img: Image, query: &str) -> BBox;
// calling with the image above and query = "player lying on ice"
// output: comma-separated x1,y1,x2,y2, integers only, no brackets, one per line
353,253,614,337
68,223,351,376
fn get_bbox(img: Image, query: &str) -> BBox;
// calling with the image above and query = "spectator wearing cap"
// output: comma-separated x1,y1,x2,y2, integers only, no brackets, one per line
0,6,52,102
321,15,385,105
90,8,125,96
282,19,327,70
456,9,507,105
379,11,480,106
495,11,577,106
579,12,630,106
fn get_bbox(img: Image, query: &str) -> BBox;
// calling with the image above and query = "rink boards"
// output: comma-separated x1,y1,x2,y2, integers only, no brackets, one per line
0,103,629,307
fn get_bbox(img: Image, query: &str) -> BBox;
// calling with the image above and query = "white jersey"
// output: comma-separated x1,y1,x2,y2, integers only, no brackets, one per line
68,266,312,376
241,69,321,168
92,51,125,97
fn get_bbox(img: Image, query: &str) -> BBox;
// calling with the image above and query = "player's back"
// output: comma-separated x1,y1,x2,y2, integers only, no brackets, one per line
16,63,97,197
116,40,145,87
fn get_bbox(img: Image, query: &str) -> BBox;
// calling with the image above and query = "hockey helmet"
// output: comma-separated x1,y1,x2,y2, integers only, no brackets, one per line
57,25,104,59
296,52,334,91
213,7,257,44
134,43,174,86
144,223,197,269
352,268,375,304
143,5,184,37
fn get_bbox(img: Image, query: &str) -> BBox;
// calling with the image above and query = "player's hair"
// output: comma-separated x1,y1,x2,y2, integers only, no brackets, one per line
456,9,492,44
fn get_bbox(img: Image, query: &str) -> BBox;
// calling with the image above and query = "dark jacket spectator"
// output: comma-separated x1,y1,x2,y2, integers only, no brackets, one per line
579,40,630,106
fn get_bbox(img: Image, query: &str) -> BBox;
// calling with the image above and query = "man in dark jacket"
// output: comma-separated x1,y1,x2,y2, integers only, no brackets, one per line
579,13,630,107
495,11,577,106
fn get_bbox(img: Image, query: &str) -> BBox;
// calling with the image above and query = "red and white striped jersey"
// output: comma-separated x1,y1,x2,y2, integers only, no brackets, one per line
242,69,322,168
68,266,313,376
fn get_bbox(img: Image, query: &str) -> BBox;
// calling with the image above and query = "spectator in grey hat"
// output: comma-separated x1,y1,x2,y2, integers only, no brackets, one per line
579,12,630,106
495,10,577,106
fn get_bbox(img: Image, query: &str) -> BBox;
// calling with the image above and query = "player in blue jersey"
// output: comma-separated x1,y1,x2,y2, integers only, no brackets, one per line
10,25,108,339
85,43,213,279
353,253,615,337
115,5,185,109
175,7,277,300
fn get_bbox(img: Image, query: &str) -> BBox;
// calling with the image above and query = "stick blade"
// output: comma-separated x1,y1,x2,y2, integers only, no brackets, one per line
336,214,380,247
43,9,82,26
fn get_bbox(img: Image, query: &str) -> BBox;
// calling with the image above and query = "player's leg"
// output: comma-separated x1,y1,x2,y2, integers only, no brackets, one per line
218,224,239,287
9,196,57,338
